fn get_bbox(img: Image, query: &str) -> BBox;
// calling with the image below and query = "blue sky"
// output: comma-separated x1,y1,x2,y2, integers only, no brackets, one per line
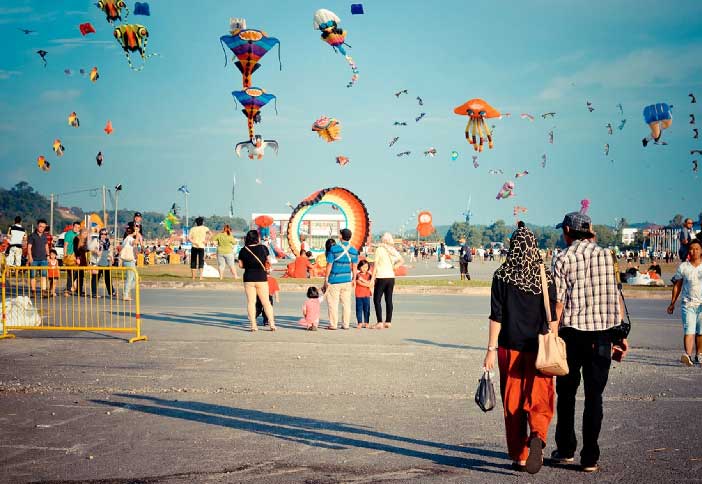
1,0,701,232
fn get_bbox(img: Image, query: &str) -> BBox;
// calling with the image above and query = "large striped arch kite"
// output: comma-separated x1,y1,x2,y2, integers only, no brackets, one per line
287,187,369,256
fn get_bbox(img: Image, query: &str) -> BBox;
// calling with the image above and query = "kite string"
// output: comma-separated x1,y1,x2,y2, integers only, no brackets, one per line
220,38,229,67
277,42,282,71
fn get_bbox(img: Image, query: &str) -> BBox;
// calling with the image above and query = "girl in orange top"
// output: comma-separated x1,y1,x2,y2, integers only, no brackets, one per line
47,249,60,296
355,260,372,328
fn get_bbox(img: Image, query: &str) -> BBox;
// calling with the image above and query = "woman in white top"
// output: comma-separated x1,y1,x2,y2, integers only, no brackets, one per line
121,226,138,301
371,233,404,329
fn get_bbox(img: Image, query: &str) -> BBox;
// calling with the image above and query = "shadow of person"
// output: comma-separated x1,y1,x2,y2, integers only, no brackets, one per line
91,394,512,475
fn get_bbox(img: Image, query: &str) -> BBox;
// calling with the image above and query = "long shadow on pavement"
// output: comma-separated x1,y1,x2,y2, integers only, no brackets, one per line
405,338,483,351
136,312,309,332
91,394,513,476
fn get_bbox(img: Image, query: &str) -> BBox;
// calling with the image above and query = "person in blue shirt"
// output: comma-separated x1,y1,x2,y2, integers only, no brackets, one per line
324,228,359,330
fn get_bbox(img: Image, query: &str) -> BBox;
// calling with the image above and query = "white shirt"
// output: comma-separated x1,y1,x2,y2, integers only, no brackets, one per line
673,262,702,306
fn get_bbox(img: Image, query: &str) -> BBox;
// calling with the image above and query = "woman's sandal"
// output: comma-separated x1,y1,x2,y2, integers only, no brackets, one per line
372,323,384,330
384,323,392,329
250,325,258,332
269,325,276,332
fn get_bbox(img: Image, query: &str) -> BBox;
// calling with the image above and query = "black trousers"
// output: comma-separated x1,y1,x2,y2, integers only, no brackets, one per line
90,269,113,295
555,327,612,466
190,248,205,269
373,278,395,323
256,295,274,324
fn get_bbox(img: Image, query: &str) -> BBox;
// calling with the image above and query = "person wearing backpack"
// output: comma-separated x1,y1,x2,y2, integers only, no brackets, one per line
459,238,473,280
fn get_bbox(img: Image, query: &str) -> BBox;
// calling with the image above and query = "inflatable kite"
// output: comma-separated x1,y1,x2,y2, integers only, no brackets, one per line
52,139,65,157
104,120,113,134
97,0,128,23
235,135,278,160
312,116,341,142
450,150,459,161
579,199,590,215
313,9,359,88
162,212,178,233
416,211,434,237
287,187,369,256
496,181,515,200
642,102,673,147
67,112,79,128
232,87,276,141
454,98,501,152
134,2,150,16
37,155,50,172
113,24,155,71
220,18,281,89
336,155,350,166
513,205,528,219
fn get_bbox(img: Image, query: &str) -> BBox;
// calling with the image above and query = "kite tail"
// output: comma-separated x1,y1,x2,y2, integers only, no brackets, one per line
344,54,359,88
277,42,282,71
274,98,278,115
220,38,229,67
248,117,255,141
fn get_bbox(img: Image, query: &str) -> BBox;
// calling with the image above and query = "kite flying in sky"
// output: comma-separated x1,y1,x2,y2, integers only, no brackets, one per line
220,18,281,89
454,98,501,152
36,50,48,67
313,9,359,87
113,24,155,71
642,102,673,147
97,0,128,23
312,116,342,142
235,135,278,160
232,87,276,141
67,112,79,127
37,156,50,172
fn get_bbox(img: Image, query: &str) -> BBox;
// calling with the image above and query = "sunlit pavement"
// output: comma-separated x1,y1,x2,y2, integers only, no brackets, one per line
0,289,699,483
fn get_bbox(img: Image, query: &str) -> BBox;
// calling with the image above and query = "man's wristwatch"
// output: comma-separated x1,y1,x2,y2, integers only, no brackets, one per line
487,346,497,352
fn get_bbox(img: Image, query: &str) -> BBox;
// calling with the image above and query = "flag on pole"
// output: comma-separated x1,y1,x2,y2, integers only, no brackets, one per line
177,185,190,195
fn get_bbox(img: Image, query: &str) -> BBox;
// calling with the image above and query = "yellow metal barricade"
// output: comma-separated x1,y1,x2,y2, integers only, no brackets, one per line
1,266,146,343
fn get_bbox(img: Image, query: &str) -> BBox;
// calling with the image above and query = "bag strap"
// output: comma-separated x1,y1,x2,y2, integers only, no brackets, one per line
244,245,267,272
333,243,351,262
539,264,552,323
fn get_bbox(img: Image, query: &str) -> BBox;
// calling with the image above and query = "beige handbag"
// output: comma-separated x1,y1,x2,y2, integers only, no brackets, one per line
535,264,570,376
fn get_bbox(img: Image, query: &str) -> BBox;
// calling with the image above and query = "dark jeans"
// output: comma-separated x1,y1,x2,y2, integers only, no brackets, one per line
190,248,205,269
459,261,470,278
373,278,395,323
90,269,113,296
555,327,612,466
255,295,274,324
355,296,370,323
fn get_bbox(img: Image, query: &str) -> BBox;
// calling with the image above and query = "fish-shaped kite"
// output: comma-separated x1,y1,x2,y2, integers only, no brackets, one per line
67,112,79,128
393,121,407,126
313,9,359,87
394,89,408,98
618,119,627,131
541,112,556,119
388,136,399,147
37,155,50,172
515,170,529,178
415,113,426,123
52,139,65,157
396,151,411,157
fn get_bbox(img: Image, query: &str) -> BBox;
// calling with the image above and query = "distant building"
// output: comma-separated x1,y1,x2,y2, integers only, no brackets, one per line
621,228,638,245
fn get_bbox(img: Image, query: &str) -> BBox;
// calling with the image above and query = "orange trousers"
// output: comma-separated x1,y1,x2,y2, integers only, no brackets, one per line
498,347,554,462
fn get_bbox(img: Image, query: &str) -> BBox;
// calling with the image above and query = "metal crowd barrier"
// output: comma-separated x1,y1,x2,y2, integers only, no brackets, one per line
1,265,146,343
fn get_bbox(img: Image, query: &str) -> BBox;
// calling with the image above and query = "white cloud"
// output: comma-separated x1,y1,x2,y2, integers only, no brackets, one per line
0,70,21,80
49,38,116,50
40,89,81,102
538,44,702,100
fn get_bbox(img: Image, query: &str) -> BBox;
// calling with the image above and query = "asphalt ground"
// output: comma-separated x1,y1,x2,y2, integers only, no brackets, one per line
0,288,700,484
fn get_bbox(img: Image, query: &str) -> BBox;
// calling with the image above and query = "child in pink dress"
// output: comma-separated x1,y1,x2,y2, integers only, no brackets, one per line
299,286,321,331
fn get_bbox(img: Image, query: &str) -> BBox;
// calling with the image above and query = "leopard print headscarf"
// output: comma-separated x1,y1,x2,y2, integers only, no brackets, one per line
493,226,552,295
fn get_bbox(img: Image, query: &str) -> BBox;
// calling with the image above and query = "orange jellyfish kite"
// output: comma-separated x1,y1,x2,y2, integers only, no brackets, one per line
454,98,500,152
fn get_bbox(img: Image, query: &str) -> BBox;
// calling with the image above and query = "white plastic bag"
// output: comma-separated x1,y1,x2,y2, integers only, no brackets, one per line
5,296,41,327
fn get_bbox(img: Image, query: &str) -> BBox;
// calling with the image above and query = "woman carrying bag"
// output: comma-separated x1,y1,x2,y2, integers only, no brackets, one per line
237,230,275,332
483,224,558,474
370,233,404,329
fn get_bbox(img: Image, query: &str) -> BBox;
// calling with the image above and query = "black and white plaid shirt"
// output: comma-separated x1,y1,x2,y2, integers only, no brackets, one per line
553,240,620,331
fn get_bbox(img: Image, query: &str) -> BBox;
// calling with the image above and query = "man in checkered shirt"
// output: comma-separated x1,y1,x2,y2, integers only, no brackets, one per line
550,211,629,473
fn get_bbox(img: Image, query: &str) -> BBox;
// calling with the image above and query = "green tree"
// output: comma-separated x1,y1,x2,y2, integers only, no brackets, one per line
670,214,684,227
592,224,617,247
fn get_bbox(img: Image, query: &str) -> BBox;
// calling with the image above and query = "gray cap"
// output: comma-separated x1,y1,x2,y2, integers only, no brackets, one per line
556,211,594,235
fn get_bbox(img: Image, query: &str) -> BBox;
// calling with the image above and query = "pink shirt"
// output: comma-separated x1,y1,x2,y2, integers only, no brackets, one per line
302,298,321,324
